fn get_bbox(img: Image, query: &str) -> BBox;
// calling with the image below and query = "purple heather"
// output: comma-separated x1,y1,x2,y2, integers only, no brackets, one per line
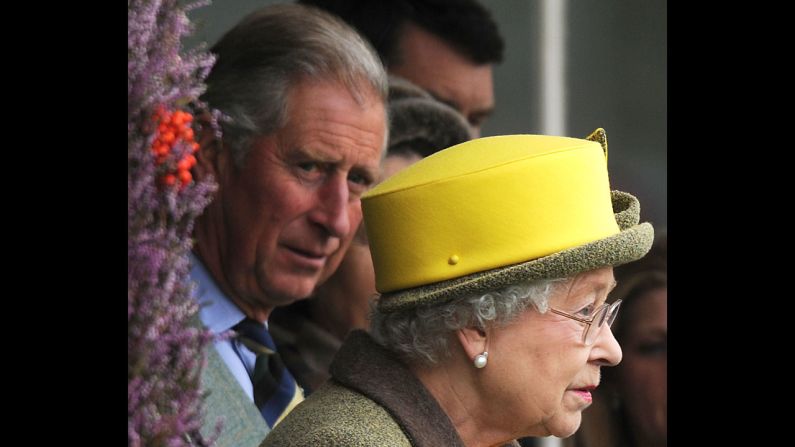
128,0,219,445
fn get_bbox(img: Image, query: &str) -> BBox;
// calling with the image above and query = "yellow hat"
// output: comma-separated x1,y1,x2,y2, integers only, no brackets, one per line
362,131,654,312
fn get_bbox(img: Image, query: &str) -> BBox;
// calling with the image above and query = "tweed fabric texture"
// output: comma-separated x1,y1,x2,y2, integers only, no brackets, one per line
200,339,270,446
261,331,465,447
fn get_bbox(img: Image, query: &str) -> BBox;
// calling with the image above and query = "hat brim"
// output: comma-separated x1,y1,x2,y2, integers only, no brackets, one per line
376,190,655,312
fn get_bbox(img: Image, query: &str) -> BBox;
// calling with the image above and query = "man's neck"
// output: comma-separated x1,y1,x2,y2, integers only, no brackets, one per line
192,247,273,324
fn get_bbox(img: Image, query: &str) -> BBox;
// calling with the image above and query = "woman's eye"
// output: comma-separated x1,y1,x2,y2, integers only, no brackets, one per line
576,304,595,317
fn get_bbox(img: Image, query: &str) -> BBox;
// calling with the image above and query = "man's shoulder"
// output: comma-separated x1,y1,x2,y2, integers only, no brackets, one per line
201,344,270,446
261,381,411,447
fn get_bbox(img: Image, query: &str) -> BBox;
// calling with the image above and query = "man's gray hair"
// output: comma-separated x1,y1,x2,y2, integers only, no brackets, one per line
201,3,388,166
370,278,569,365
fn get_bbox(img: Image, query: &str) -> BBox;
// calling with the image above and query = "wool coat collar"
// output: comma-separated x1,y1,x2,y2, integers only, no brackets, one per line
330,330,466,447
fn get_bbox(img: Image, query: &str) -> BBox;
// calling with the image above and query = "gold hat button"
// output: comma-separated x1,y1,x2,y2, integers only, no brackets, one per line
448,255,460,265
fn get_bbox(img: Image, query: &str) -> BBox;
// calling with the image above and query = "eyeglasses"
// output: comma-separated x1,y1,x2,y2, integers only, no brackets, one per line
548,299,622,346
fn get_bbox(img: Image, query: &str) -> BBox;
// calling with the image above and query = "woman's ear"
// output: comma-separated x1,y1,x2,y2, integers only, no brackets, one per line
456,326,488,361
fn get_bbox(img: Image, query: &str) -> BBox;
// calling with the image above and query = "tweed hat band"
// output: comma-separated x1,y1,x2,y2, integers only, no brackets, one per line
376,190,653,312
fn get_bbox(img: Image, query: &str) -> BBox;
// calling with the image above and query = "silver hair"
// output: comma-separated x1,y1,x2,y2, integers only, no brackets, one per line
370,278,570,365
201,3,388,167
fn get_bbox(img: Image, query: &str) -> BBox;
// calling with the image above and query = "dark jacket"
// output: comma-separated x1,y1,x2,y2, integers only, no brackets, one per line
261,330,468,446
269,302,341,394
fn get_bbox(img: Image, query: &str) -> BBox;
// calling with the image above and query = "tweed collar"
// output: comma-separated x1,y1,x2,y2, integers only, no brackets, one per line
329,330,466,447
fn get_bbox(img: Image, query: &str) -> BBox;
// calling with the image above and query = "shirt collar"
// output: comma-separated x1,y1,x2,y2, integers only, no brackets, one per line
189,252,246,334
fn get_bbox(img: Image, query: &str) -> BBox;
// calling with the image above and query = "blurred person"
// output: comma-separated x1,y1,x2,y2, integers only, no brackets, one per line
262,130,654,446
564,233,667,447
188,4,388,444
299,0,504,137
269,76,472,393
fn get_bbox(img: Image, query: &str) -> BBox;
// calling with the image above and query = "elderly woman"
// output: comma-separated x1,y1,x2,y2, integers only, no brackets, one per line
262,130,654,446
565,233,667,447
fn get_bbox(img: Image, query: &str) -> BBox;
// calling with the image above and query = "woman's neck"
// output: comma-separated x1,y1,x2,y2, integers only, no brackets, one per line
410,360,517,447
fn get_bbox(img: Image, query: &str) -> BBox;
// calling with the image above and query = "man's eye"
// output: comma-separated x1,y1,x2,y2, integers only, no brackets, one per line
348,172,370,186
298,162,319,172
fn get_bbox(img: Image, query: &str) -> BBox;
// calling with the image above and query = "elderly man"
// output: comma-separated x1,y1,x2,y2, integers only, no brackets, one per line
300,0,504,137
269,76,472,394
190,4,387,445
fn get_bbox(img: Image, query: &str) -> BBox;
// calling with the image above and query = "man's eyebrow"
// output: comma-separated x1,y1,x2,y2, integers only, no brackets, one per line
288,146,341,163
426,91,493,123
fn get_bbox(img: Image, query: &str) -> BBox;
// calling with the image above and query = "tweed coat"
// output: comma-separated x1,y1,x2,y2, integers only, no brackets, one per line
261,330,471,447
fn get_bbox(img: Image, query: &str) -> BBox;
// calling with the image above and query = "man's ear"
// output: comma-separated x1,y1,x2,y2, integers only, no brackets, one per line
193,123,223,182
455,326,488,361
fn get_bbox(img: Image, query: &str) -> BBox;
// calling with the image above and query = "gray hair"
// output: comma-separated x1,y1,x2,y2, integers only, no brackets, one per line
201,3,388,166
370,278,569,366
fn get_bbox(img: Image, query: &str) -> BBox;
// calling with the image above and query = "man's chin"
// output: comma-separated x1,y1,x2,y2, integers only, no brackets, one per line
317,256,345,285
266,276,323,305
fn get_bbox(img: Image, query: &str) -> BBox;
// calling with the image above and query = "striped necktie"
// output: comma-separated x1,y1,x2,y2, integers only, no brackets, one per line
233,318,304,427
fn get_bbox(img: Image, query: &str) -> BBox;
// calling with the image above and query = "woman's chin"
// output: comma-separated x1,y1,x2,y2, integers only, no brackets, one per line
547,413,582,439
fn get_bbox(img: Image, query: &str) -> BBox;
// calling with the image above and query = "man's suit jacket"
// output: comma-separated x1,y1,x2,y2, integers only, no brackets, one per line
199,332,270,446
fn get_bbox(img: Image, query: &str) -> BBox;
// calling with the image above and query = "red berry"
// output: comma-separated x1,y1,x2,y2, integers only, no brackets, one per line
163,174,177,186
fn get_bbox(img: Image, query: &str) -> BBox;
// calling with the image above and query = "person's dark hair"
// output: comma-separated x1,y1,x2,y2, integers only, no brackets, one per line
608,232,667,340
201,3,388,166
298,0,504,68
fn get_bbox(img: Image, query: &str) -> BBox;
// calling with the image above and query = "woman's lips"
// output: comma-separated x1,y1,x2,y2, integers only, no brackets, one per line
570,389,593,403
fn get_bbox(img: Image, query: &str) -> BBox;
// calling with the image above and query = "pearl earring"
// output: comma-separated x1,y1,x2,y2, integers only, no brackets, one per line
473,351,488,368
